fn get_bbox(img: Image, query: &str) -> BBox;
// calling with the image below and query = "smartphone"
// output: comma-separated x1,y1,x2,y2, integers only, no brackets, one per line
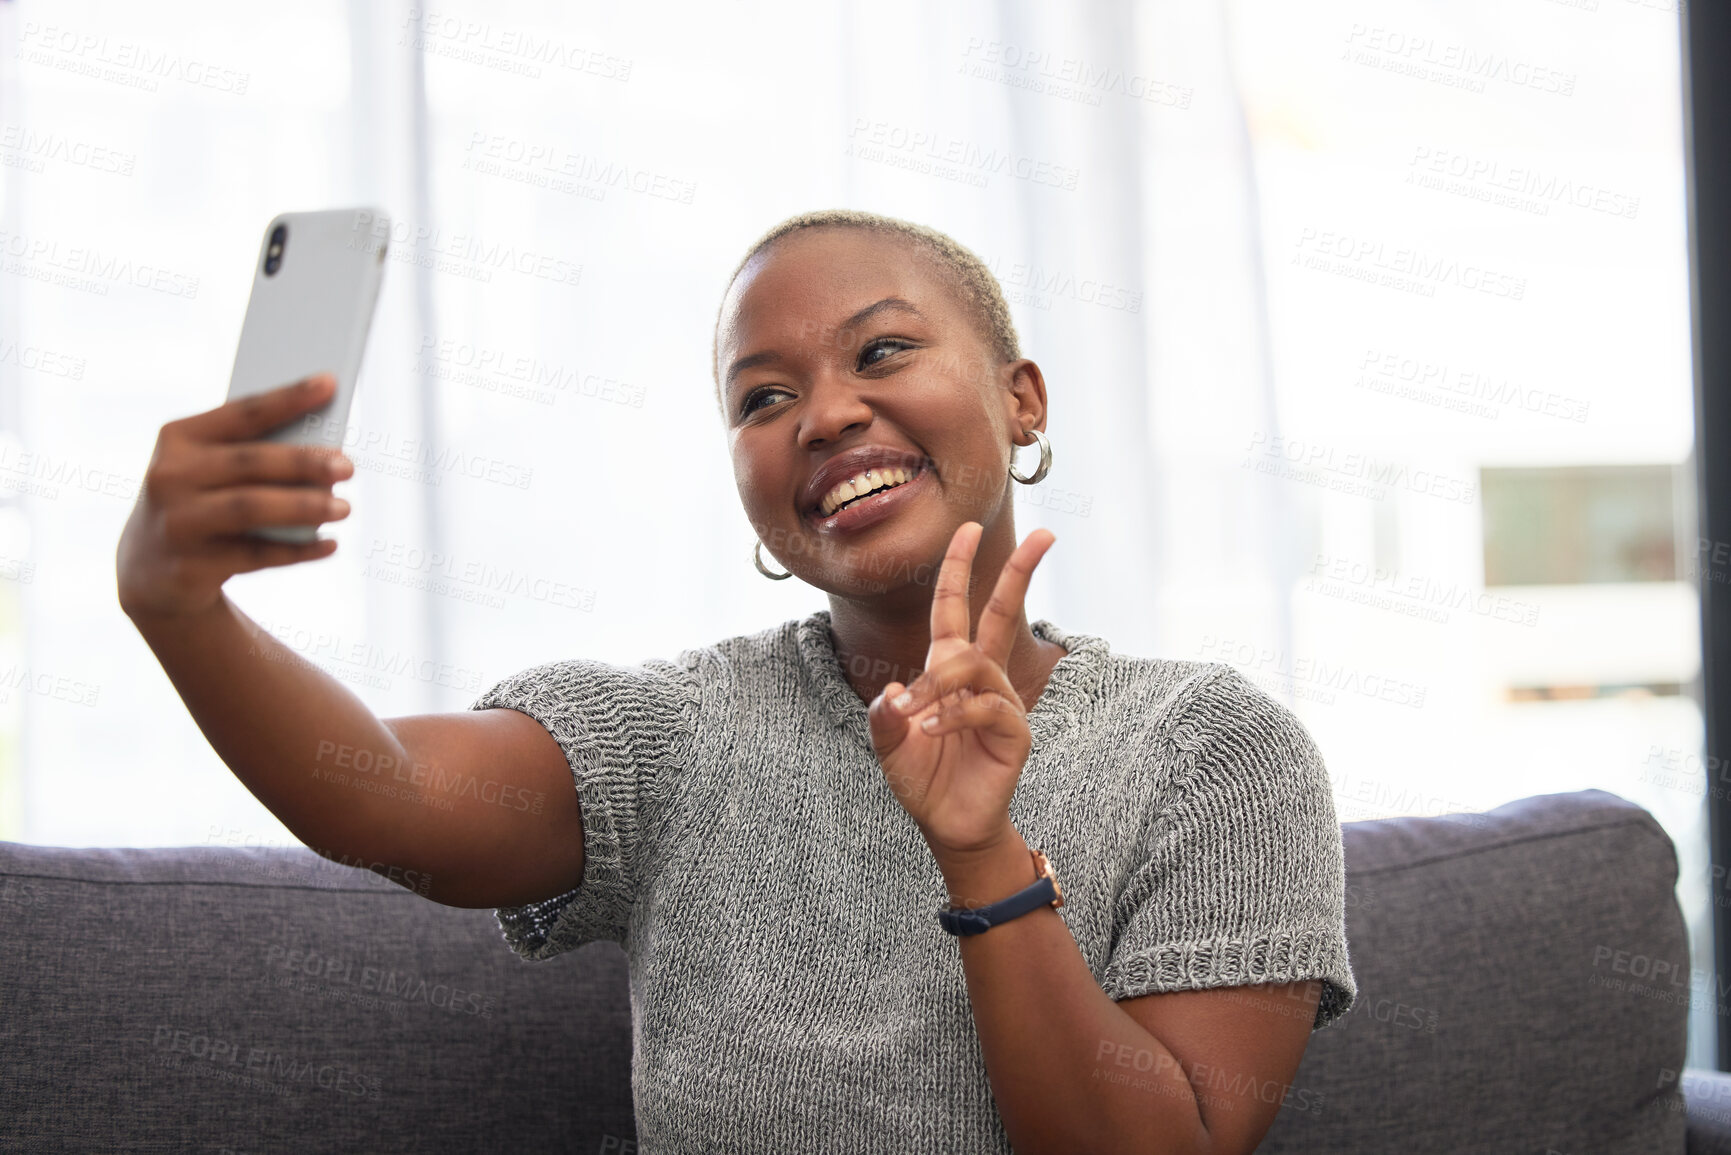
225,207,390,543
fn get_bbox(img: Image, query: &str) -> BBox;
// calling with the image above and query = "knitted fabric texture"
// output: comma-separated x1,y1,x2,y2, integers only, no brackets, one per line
470,610,1357,1154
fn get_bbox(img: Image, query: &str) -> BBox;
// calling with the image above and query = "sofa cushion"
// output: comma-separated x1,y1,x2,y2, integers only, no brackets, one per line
1259,788,1689,1154
0,789,1695,1152
0,842,636,1154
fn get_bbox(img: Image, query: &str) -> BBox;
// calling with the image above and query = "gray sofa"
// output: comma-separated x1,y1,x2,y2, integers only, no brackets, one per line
0,788,1726,1153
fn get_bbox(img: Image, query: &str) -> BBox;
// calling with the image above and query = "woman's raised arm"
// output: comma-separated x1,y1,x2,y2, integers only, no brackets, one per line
117,374,585,910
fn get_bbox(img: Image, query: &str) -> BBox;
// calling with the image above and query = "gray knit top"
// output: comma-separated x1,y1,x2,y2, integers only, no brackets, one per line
468,609,1356,1154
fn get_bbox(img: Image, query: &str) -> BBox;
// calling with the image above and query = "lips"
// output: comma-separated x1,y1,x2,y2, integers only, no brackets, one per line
807,464,933,534
799,447,932,518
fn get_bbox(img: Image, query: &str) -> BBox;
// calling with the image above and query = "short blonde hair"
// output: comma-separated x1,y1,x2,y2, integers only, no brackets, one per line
711,209,1022,410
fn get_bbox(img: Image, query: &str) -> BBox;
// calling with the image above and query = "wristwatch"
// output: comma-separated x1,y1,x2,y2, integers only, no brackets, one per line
937,848,1064,936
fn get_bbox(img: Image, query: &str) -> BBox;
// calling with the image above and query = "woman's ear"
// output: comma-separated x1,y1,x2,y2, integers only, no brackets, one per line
1003,359,1048,437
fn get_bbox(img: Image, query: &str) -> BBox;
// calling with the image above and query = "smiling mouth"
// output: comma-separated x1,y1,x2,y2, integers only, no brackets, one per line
812,464,926,519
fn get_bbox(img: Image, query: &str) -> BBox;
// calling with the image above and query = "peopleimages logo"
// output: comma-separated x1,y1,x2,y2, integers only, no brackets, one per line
0,124,136,176
845,119,1081,191
1243,431,1477,505
348,210,583,289
1197,636,1429,709
0,228,201,300
16,22,251,94
398,10,633,81
1407,145,1640,221
957,38,1193,110
298,414,535,491
0,439,141,502
462,131,695,204
1354,347,1590,424
1092,1040,1325,1115
1305,552,1541,627
1292,227,1526,301
150,1025,380,1098
1341,24,1576,97
979,254,1142,314
262,942,498,1018
416,335,648,409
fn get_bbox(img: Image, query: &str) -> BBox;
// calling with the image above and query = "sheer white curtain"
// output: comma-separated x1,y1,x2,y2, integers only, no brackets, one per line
0,0,1282,848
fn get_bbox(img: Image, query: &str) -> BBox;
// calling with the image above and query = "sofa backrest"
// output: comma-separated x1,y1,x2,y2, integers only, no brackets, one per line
0,788,1692,1152
0,842,637,1153
1261,788,1689,1153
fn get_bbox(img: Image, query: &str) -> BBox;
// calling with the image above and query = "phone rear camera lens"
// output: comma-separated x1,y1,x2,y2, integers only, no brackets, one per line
264,222,288,277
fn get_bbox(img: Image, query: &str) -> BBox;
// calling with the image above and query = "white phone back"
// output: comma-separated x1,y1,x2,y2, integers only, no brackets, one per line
226,208,389,541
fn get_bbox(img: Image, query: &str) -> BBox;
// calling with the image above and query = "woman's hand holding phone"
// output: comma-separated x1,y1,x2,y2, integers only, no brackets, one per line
116,373,353,622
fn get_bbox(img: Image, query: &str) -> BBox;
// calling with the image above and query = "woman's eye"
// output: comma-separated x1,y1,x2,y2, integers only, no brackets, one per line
741,388,789,416
859,338,912,369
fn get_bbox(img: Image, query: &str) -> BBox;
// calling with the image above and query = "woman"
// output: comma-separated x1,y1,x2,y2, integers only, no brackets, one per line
118,209,1356,1155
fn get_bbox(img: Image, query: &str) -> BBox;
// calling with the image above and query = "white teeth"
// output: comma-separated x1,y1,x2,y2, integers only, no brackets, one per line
818,466,916,517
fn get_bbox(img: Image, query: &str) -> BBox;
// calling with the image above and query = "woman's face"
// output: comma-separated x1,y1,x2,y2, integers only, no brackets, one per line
716,227,1045,599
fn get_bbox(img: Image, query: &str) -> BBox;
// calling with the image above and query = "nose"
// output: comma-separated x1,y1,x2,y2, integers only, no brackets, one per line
796,370,874,450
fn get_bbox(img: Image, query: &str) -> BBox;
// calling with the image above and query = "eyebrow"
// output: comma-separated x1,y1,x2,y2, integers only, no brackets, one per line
723,296,928,392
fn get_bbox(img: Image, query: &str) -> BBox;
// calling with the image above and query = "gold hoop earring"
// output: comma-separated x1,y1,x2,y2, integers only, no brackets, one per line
1010,428,1052,485
754,540,792,580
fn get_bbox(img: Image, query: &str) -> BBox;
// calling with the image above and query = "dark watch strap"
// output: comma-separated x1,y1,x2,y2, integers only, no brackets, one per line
937,849,1064,936
938,876,1059,936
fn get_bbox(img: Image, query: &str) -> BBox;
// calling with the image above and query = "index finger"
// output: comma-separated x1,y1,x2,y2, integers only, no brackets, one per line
178,373,336,444
974,528,1056,669
929,520,983,647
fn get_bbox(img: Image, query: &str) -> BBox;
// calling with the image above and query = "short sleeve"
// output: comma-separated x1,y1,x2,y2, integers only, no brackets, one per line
467,654,701,960
1100,664,1358,1030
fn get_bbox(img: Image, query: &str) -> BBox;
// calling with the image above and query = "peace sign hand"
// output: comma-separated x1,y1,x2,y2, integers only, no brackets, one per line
866,521,1058,860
